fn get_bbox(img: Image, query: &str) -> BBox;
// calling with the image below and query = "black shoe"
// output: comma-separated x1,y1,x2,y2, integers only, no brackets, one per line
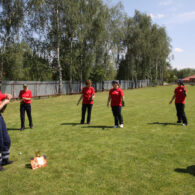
177,121,181,123
20,127,25,131
30,125,34,129
2,159,13,166
80,121,84,124
0,165,5,171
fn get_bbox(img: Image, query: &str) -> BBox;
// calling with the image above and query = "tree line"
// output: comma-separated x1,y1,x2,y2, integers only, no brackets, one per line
0,0,178,93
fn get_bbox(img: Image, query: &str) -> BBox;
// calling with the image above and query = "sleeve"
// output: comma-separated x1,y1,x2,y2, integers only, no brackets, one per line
29,90,32,98
109,89,112,96
0,92,6,101
82,88,84,94
120,89,124,97
19,91,22,98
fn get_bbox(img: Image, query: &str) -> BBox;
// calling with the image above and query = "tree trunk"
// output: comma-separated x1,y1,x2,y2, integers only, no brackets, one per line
56,0,63,94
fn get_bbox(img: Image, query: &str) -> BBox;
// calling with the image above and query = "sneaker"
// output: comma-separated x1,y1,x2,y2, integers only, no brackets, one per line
2,159,14,166
0,165,5,171
20,127,25,131
182,123,187,126
113,125,118,128
30,125,34,129
119,124,124,128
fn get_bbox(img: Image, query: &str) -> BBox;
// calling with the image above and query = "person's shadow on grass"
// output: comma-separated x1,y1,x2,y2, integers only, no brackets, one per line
82,125,113,130
148,122,181,126
7,128,21,131
60,122,80,126
175,165,195,176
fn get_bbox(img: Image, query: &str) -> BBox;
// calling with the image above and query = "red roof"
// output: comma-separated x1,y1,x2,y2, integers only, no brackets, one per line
183,75,195,82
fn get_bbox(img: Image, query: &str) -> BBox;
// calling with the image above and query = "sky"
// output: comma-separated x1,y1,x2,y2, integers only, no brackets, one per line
105,0,195,70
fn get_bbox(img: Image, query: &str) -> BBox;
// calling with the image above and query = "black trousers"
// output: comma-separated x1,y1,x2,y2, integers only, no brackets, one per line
175,103,187,124
20,103,33,128
112,106,123,126
0,115,11,165
81,104,93,124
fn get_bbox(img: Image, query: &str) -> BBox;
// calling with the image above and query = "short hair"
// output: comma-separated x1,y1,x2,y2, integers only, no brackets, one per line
112,80,119,85
86,80,92,85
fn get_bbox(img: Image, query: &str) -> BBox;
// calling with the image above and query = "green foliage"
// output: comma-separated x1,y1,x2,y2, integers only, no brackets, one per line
117,10,171,83
0,1,171,83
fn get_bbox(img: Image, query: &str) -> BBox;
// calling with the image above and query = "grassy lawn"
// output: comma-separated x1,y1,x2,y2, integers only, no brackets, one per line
0,85,195,195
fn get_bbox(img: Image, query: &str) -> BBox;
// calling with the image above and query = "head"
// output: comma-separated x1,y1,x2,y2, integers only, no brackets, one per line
85,80,92,88
23,84,28,91
177,79,184,87
112,80,119,89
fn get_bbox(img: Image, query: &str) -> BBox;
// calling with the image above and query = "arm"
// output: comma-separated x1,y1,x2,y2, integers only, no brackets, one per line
0,99,10,110
107,95,111,107
77,94,83,105
169,94,175,104
122,96,125,106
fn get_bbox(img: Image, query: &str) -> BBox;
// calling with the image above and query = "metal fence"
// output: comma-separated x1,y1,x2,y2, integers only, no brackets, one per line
1,79,154,99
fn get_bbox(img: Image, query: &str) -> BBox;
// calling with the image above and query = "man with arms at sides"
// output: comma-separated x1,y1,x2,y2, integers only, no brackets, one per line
77,80,95,124
107,80,125,128
19,84,33,131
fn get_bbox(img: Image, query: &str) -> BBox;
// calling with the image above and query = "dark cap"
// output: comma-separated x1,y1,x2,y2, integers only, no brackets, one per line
23,84,28,87
177,79,184,85
112,80,119,85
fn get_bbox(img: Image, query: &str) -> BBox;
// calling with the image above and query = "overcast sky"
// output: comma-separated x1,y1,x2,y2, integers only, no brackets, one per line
105,0,195,70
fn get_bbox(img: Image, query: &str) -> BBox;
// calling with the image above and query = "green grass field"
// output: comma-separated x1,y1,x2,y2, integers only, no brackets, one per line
0,85,195,195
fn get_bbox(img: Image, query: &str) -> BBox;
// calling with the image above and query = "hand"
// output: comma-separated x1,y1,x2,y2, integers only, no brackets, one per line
3,99,10,105
169,101,172,104
6,94,12,100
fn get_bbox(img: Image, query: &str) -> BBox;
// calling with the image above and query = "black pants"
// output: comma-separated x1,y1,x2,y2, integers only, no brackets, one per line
20,103,33,128
81,104,93,124
112,106,123,126
0,115,11,165
175,103,187,125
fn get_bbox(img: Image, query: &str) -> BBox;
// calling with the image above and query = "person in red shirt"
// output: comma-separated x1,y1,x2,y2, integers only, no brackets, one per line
107,80,124,128
77,80,95,124
0,91,13,171
169,79,188,126
19,84,33,130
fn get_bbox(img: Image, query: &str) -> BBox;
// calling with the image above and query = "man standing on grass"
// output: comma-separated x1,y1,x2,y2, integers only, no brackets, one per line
169,79,188,126
77,80,95,124
0,91,13,171
19,84,33,131
107,80,125,128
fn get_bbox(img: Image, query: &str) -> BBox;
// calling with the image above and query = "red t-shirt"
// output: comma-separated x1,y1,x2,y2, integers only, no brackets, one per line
109,88,124,106
174,86,187,104
19,90,32,104
0,92,7,104
82,87,95,104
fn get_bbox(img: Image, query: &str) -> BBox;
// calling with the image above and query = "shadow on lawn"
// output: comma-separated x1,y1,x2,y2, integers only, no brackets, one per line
25,164,32,169
148,122,181,126
61,122,80,126
7,128,21,131
82,125,113,130
175,165,195,176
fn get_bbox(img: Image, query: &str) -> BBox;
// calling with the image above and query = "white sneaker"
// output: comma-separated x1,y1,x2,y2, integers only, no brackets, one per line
182,123,187,126
119,124,124,128
113,125,118,128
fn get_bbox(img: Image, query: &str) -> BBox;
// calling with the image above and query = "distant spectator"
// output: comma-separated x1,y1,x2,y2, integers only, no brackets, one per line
19,84,33,130
107,81,124,128
169,79,188,126
77,80,95,124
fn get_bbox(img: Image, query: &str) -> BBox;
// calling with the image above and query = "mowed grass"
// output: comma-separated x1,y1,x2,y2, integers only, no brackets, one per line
0,85,195,195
